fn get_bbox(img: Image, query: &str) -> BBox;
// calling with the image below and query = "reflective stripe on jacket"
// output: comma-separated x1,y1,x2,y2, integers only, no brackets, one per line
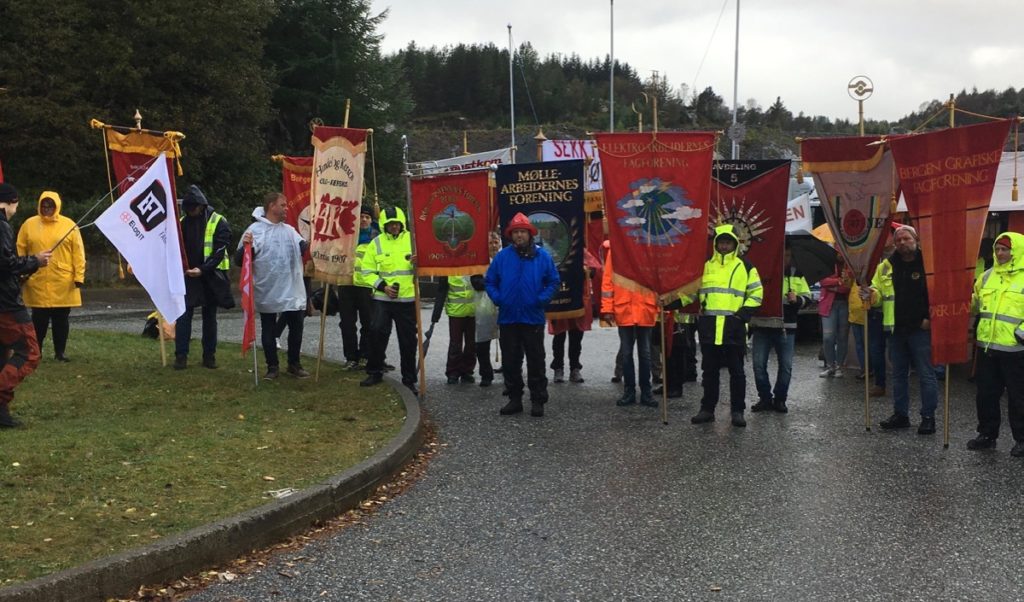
684,224,763,345
599,248,658,327
352,240,373,288
870,259,896,332
445,276,475,318
973,231,1024,352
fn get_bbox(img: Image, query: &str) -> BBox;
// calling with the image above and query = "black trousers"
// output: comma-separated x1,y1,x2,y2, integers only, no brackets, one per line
475,340,495,381
550,329,583,370
338,285,374,362
366,301,418,385
261,311,303,368
500,323,548,404
31,307,71,357
975,348,1024,441
700,343,747,412
666,323,698,390
446,316,476,377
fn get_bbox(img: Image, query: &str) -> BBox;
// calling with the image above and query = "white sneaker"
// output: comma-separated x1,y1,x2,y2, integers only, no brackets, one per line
819,367,834,378
833,368,844,378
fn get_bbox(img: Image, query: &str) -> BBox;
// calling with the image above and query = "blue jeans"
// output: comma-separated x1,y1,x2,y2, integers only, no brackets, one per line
889,328,938,418
174,304,217,357
821,299,849,368
751,329,795,403
851,310,886,387
618,325,653,398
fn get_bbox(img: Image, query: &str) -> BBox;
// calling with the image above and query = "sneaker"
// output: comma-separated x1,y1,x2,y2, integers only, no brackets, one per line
460,374,475,384
611,376,622,383
819,367,834,378
202,355,217,369
855,371,866,380
615,392,637,406
833,368,844,378
500,399,524,415
264,366,280,381
879,413,911,430
869,385,886,397
287,365,310,379
530,402,545,417
553,368,565,383
446,376,459,385
479,378,493,388
0,405,22,428
360,374,383,387
751,400,774,413
639,395,658,408
383,362,396,372
967,434,997,450
404,382,419,396
344,360,361,371
917,416,936,435
731,412,747,427
774,401,789,414
569,368,584,383
173,355,187,370
1011,442,1024,458
691,409,715,424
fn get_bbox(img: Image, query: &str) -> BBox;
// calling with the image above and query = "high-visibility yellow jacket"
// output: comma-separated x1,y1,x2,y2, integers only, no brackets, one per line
973,232,1024,352
352,239,374,288
683,224,763,345
444,276,475,318
361,206,415,302
17,191,86,308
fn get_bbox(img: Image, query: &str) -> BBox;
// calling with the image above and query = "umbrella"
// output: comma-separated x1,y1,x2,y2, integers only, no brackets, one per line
787,234,838,285
811,222,836,244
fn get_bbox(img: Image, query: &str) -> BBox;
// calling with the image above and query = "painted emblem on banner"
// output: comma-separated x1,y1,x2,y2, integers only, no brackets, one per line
617,178,703,246
834,192,881,249
529,211,576,267
312,194,358,242
432,204,475,251
710,199,772,256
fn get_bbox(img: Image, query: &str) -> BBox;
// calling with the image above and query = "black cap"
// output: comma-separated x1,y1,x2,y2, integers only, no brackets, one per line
0,183,18,203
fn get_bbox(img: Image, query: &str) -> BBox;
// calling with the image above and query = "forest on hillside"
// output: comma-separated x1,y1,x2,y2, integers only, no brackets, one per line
1,0,1021,239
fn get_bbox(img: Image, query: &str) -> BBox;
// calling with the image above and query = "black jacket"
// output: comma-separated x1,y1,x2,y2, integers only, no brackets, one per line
181,204,234,309
0,212,40,312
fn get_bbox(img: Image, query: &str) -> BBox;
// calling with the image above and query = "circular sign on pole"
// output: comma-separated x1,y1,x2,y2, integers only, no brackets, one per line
727,122,746,143
847,76,874,101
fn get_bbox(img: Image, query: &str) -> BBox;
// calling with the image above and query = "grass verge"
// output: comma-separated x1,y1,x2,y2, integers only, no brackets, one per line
0,330,405,586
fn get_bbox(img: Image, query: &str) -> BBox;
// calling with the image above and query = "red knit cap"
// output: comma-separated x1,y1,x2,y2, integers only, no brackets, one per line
504,212,537,237
997,235,1012,249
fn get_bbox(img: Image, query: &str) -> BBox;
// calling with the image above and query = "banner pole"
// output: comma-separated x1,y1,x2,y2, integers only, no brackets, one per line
157,314,167,367
405,171,427,400
254,308,260,386
864,319,871,431
315,283,330,382
660,308,668,425
943,367,950,449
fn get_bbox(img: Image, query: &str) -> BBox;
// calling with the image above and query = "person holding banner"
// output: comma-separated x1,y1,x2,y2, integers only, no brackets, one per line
864,225,937,434
359,206,419,395
485,213,560,417
236,193,309,380
174,185,234,370
600,245,658,407
968,233,1024,456
431,274,479,384
688,225,763,428
17,191,86,362
0,183,50,428
338,207,379,370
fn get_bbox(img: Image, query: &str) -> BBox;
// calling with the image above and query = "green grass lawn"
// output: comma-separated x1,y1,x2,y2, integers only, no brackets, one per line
0,330,405,586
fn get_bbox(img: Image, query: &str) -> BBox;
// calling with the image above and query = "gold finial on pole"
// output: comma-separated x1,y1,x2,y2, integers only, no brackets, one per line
631,93,648,133
134,109,142,131
343,98,351,128
534,128,547,162
463,131,470,155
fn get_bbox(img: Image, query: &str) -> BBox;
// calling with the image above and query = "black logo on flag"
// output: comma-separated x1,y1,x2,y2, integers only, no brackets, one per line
130,182,168,231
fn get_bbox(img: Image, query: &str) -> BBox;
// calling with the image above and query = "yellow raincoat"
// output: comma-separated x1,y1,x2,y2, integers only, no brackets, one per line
17,191,86,308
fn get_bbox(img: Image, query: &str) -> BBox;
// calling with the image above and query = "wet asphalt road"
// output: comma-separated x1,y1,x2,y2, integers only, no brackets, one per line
75,290,1024,601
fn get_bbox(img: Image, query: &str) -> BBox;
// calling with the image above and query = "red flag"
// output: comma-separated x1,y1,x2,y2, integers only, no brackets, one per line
711,159,790,324
595,132,715,298
410,170,492,276
802,136,898,286
240,242,256,357
888,119,1012,365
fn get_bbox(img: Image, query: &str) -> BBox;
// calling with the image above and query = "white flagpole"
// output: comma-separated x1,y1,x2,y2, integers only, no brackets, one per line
609,0,615,133
508,24,516,162
731,0,740,159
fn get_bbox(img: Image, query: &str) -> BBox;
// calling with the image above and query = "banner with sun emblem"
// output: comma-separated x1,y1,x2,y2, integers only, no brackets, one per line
802,136,897,288
595,132,716,299
711,159,790,325
309,126,367,285
496,160,586,319
279,156,313,265
410,170,492,277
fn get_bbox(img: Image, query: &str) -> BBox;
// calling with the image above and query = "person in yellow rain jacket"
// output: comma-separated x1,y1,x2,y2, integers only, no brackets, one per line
16,191,85,362
685,224,762,428
968,232,1024,457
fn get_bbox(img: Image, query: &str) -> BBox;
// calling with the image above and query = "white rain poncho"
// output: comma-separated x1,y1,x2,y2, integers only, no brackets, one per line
239,206,307,313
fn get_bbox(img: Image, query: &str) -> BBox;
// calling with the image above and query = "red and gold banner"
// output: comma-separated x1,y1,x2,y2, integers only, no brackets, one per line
102,127,183,199
410,170,492,276
595,131,715,299
309,126,367,285
802,136,897,286
711,159,790,324
278,156,313,264
888,119,1012,365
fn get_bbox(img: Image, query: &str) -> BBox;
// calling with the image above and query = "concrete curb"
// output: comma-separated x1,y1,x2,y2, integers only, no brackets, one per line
0,377,425,602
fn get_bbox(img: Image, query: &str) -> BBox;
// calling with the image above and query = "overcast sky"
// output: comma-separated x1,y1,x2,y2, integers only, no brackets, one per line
369,0,1022,123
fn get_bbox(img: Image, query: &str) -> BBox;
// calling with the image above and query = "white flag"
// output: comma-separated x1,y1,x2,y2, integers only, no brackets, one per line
95,154,186,322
